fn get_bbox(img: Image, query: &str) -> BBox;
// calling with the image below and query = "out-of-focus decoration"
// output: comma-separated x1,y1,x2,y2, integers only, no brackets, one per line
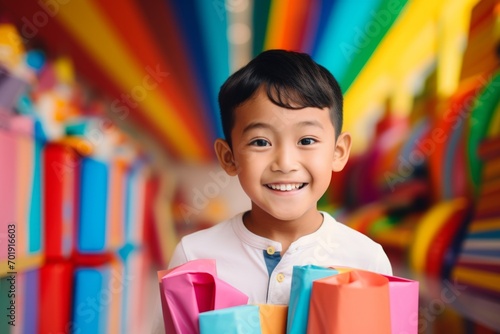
0,0,419,159
332,0,500,331
452,134,500,298
0,24,160,333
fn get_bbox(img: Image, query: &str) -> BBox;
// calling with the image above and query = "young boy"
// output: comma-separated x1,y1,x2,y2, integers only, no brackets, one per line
168,49,392,305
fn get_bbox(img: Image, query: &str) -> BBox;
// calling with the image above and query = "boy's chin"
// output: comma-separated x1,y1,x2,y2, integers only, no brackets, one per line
250,200,319,222
265,208,315,222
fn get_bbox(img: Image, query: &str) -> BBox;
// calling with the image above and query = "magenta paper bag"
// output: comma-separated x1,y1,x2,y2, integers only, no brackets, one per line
158,259,249,334
384,275,419,334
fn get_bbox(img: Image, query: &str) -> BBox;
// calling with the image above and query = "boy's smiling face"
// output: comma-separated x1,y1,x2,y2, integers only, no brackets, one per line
215,87,351,223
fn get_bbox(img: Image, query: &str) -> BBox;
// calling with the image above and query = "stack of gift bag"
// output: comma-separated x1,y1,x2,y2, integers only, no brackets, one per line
159,260,419,333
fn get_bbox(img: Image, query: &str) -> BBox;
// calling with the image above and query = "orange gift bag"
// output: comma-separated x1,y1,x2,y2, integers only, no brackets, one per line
258,304,288,334
307,269,391,334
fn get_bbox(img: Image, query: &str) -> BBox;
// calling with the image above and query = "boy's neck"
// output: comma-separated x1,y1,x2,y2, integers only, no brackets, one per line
242,207,324,254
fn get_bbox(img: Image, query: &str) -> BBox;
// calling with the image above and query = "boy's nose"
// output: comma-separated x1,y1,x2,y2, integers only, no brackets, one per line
270,146,299,173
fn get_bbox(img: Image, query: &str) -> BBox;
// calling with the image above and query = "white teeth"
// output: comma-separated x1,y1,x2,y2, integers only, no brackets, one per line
268,183,304,191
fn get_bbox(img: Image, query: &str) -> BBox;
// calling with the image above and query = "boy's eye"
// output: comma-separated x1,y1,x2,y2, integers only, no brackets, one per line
250,139,270,147
298,138,316,145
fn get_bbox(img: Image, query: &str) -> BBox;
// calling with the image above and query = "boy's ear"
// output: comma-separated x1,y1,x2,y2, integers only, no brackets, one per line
214,138,238,176
332,132,352,172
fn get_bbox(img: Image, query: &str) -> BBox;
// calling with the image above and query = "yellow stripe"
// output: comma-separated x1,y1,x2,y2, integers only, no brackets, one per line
468,218,500,232
56,137,94,156
409,197,468,273
436,0,477,97
374,228,413,248
0,254,44,277
452,267,500,292
54,0,203,160
264,0,288,49
344,0,479,154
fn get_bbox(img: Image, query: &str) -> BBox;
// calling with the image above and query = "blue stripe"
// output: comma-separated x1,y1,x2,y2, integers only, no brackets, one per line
310,0,337,56
167,0,220,140
462,249,500,257
467,230,500,239
314,0,383,84
400,118,430,165
443,115,466,199
195,0,228,141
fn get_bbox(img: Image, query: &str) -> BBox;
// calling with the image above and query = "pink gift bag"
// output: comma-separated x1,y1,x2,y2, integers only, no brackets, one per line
384,275,419,334
158,259,248,334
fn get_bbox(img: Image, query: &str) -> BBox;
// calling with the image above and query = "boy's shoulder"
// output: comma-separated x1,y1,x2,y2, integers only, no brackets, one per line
322,212,392,274
321,212,382,249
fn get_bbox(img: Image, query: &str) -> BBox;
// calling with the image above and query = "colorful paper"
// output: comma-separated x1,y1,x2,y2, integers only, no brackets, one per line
43,143,79,259
0,119,17,263
39,262,73,333
72,265,118,333
78,157,109,253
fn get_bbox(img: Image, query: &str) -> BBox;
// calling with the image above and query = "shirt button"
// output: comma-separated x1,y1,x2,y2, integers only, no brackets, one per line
276,273,285,283
266,246,275,255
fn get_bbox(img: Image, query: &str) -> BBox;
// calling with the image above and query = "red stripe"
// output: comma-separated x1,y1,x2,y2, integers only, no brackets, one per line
455,260,500,274
94,0,213,158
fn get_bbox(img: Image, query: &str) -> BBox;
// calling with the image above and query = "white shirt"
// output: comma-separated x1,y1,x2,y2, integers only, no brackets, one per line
168,211,393,305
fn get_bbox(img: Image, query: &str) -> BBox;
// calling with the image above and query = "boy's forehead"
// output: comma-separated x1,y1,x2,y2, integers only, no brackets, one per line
232,92,333,131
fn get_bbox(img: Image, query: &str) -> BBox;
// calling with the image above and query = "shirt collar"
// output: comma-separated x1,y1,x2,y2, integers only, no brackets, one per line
231,211,336,251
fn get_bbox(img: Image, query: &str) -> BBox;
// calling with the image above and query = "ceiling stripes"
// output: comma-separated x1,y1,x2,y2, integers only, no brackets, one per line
4,0,484,161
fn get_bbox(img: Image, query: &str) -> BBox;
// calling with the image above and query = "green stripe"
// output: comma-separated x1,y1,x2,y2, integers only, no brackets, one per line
252,0,272,56
467,71,500,194
341,0,408,91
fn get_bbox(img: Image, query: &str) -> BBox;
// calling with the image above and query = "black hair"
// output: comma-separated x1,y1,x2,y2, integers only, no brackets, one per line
218,49,343,147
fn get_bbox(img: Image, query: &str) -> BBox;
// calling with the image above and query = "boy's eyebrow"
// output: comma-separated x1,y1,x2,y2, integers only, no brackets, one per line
242,120,325,133
297,120,324,129
242,122,272,133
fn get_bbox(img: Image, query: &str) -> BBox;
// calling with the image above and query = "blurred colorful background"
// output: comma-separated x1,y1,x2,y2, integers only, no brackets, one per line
0,0,499,333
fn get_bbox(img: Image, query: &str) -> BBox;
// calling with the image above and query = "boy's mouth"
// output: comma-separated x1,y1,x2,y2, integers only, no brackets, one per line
265,183,306,191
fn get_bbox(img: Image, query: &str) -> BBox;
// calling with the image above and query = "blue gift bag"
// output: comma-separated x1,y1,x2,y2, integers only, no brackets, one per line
287,265,338,334
199,305,262,334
